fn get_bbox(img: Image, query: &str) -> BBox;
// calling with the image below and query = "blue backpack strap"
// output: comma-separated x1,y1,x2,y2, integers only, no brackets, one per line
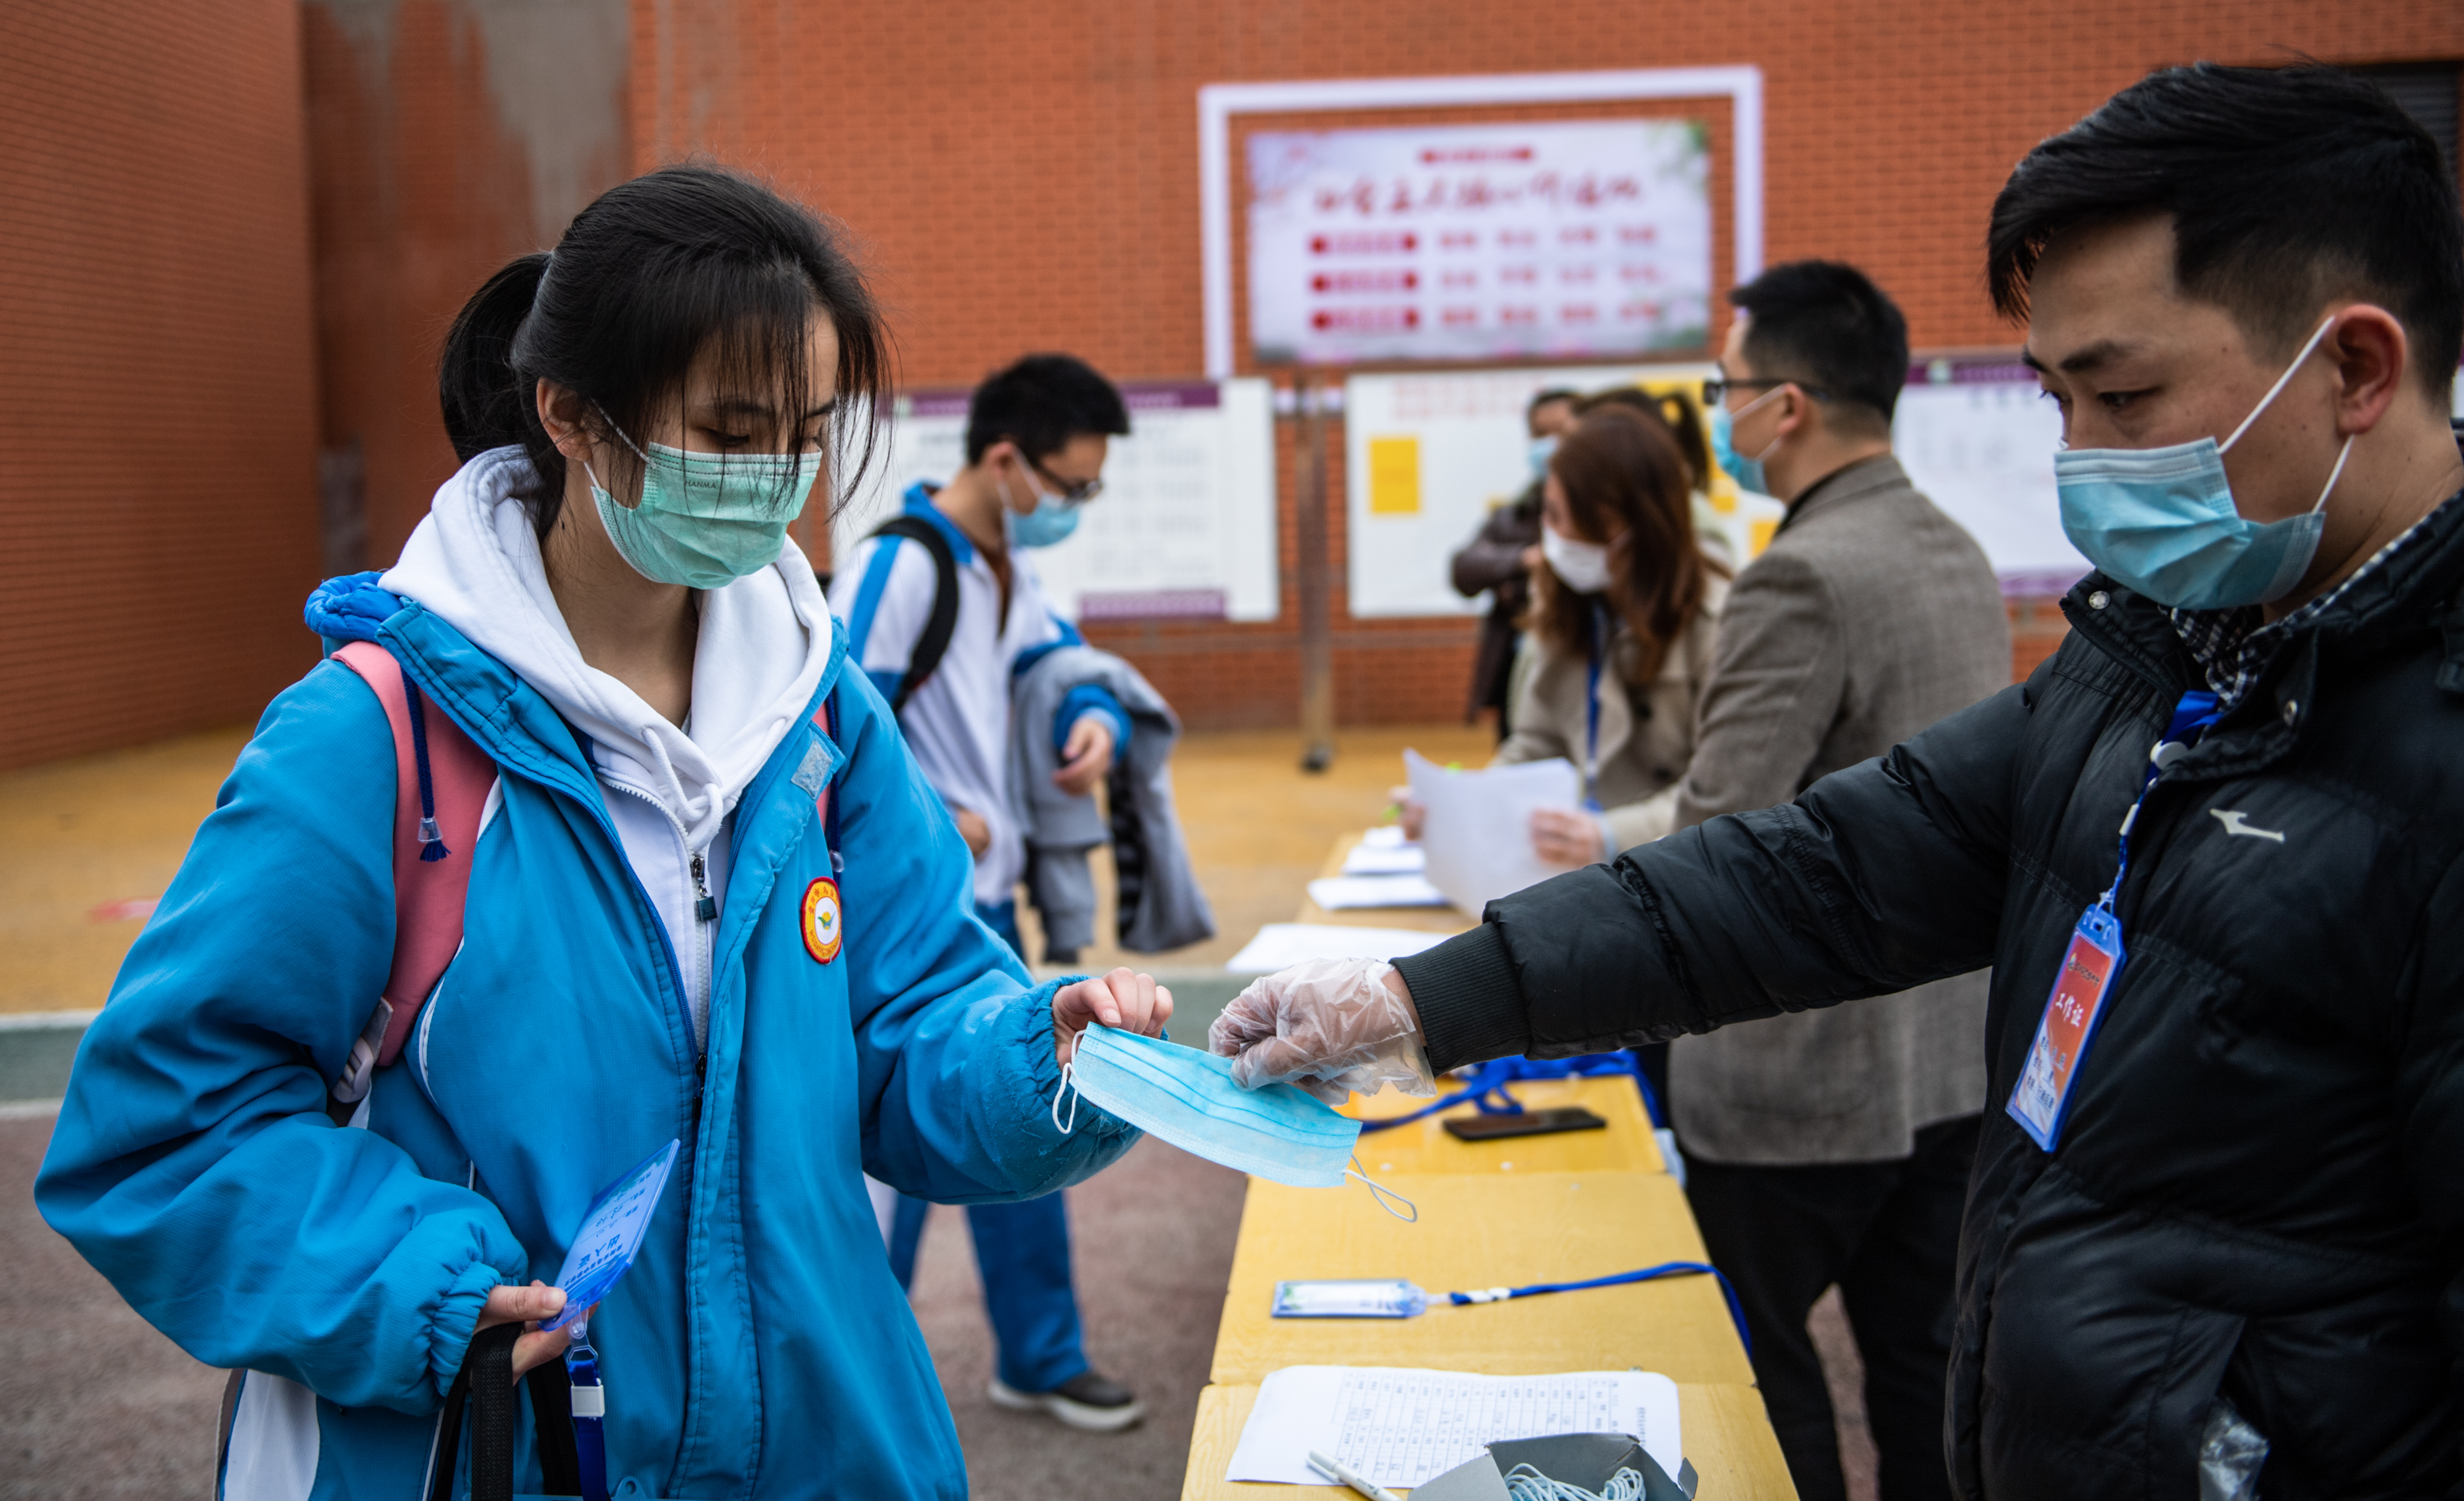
817,686,844,871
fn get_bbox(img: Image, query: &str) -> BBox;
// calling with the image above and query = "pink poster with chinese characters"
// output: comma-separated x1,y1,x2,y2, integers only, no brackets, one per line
1245,119,1712,366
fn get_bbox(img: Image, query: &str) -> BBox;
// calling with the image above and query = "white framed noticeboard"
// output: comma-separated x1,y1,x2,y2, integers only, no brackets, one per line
1246,117,1713,367
1891,362,2086,595
1343,363,1722,618
832,379,1279,622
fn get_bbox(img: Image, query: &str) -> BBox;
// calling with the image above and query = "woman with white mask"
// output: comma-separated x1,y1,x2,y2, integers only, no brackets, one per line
1406,405,1729,868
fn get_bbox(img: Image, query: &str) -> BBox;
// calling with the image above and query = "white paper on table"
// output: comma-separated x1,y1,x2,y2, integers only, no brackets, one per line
1358,824,1414,851
1341,839,1427,876
1307,874,1449,910
1406,750,1583,915
1225,923,1451,972
1226,1366,1681,1490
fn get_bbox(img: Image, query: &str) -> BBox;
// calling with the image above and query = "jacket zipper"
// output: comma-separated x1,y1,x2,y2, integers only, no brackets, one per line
436,704,764,1497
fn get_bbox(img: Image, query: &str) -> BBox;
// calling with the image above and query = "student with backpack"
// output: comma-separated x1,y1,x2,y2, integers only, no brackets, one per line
828,355,1147,1431
35,165,1168,1500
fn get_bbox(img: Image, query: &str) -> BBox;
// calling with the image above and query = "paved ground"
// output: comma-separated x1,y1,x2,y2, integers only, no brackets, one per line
907,1137,1248,1500
2,1112,225,1500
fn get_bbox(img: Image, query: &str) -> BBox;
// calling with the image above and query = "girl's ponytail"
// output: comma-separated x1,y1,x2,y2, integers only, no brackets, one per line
434,166,890,540
438,252,564,526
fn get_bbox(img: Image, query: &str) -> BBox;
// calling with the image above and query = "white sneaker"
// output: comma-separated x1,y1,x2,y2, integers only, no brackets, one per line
988,1370,1147,1432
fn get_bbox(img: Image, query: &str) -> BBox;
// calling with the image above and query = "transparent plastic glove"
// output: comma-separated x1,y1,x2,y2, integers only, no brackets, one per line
1208,958,1437,1104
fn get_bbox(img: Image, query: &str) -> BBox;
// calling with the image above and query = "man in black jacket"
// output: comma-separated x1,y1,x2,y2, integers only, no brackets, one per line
1212,65,2464,1497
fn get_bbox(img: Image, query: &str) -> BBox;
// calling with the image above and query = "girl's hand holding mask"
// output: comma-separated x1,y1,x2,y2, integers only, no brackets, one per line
1052,967,1173,1065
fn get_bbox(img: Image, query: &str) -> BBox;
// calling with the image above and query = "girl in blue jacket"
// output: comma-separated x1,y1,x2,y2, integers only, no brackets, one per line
36,165,1165,1499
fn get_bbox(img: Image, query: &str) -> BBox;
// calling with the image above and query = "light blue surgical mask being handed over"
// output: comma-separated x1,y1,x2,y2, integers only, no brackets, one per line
1054,1022,1416,1219
2053,314,2355,610
587,408,821,590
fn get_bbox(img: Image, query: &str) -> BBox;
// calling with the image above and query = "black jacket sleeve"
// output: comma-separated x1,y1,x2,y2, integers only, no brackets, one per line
1397,679,2030,1072
1450,491,1542,599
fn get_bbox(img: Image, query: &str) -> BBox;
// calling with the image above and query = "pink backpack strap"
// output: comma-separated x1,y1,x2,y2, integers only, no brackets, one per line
330,641,495,1106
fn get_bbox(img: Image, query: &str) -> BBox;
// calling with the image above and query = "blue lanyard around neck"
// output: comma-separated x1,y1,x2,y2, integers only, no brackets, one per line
1582,603,1610,813
2100,689,2223,910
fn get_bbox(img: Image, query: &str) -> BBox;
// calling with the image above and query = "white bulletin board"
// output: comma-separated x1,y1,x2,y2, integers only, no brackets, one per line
1892,362,2085,595
833,379,1280,622
1343,362,1718,618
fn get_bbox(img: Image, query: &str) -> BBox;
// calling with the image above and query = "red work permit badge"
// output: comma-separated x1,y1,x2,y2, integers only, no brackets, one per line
2007,905,2124,1151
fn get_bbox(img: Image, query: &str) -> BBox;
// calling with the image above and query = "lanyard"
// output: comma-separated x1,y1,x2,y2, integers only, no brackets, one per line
2100,689,2222,908
566,1328,609,1501
2011,686,2221,1154
1582,604,1609,813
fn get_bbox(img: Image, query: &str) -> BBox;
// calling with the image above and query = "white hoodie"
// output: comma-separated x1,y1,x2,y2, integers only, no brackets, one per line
383,448,834,1050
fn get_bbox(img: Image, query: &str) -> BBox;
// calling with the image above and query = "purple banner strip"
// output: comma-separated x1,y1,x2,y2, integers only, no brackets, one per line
1909,356,2038,387
1078,588,1229,621
1999,568,2089,599
899,381,1221,420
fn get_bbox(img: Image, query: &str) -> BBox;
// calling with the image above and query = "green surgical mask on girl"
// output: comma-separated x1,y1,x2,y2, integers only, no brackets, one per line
586,409,822,589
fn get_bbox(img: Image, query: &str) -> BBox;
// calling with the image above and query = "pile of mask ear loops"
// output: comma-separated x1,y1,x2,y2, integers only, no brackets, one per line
1501,1464,1648,1501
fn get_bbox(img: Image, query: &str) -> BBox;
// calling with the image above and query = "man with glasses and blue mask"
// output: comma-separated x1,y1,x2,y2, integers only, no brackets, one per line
832,352,1146,1432
1214,64,2464,1498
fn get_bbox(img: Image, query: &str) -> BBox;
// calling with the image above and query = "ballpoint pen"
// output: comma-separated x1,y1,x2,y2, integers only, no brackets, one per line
1308,1449,1404,1501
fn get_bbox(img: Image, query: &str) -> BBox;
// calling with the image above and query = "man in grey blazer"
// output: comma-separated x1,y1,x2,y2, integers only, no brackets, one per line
1680,262,2008,1501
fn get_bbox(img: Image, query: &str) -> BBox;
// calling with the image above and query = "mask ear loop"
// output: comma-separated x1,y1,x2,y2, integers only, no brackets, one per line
2220,314,2340,455
1051,1057,1081,1136
2309,436,2356,515
1347,1154,1418,1223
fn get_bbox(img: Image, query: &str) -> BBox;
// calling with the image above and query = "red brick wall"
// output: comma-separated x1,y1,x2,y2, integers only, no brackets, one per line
0,0,322,769
303,0,632,571
634,0,2457,726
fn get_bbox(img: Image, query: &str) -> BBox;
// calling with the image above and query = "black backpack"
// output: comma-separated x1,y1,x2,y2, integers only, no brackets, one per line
867,515,961,714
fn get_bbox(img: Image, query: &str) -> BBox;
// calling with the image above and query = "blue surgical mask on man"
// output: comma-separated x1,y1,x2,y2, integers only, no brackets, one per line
1709,388,1784,496
1001,454,1084,549
1527,434,1560,482
2053,314,2353,610
1053,1023,1414,1217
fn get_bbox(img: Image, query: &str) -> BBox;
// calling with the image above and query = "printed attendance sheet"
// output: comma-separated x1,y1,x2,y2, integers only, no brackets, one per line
1225,1366,1680,1490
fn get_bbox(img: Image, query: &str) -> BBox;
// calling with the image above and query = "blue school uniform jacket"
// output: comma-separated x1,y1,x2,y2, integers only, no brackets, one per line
35,579,1138,1499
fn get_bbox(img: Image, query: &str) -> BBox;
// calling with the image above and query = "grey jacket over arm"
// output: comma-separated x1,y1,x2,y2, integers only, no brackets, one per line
1009,644,1215,959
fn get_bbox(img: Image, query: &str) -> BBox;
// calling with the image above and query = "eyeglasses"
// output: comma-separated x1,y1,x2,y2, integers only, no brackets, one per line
1012,447,1105,505
1701,376,1832,405
1037,463,1105,505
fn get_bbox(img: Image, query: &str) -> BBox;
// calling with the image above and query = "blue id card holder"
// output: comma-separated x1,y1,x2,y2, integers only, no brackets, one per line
543,1139,679,1331
2007,906,2124,1152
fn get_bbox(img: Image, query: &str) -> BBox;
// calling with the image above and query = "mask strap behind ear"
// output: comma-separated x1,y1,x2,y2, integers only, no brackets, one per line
1051,1058,1081,1136
1347,1155,1418,1223
2222,314,2340,454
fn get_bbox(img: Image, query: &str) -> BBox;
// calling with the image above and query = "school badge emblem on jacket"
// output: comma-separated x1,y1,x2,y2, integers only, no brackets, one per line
802,879,843,963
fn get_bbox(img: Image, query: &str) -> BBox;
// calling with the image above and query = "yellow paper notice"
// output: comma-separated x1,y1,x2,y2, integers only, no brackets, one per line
1367,436,1422,516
